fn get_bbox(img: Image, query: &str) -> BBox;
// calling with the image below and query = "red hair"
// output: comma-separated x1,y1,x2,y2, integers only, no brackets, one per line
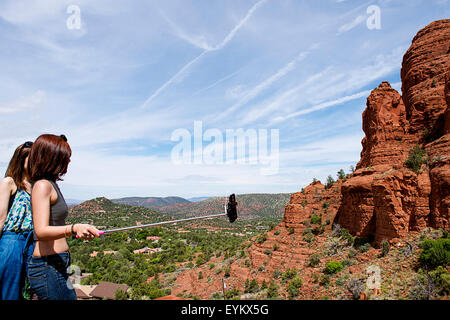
29,134,72,182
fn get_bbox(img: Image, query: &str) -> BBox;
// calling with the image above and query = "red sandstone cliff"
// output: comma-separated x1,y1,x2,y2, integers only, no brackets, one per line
335,19,450,244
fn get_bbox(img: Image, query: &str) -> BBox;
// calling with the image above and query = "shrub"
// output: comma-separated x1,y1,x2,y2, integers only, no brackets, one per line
308,253,321,267
430,266,450,295
256,233,267,244
244,278,260,293
347,248,358,259
347,279,365,300
273,269,281,279
264,249,272,256
223,266,231,278
419,239,450,269
303,233,315,243
358,243,371,253
282,268,297,281
405,145,427,174
319,274,330,286
325,261,343,274
225,288,240,299
312,273,319,283
274,230,280,236
287,277,303,299
335,275,348,286
354,237,372,252
261,280,268,290
341,259,353,268
380,240,390,257
273,243,279,251
408,271,436,300
266,281,278,298
288,227,295,235
310,215,321,225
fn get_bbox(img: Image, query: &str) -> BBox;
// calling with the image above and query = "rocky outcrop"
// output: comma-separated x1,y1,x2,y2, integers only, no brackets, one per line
401,19,450,137
358,82,411,169
335,19,450,244
247,180,342,273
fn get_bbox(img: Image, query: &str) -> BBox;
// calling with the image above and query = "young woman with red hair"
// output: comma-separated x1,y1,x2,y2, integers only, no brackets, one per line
26,134,100,300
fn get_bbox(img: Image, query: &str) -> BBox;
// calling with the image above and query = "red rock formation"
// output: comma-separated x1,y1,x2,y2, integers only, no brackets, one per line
401,19,450,137
358,82,411,169
336,19,450,244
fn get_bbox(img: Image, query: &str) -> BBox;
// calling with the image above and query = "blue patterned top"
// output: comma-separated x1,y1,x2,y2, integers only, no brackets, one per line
2,189,33,232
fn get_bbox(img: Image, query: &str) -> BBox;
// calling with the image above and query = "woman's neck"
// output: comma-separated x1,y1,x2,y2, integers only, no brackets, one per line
22,179,32,194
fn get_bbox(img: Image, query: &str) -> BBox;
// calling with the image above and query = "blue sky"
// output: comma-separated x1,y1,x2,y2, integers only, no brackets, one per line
0,0,448,200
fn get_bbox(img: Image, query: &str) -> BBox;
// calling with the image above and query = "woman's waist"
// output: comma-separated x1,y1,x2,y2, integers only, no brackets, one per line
33,238,69,257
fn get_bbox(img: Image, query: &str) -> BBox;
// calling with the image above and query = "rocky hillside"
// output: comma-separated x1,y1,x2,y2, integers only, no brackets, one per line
68,197,170,229
170,19,450,300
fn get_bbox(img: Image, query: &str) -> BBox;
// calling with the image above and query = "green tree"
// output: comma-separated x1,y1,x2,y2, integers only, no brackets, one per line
337,169,346,180
266,281,278,298
325,175,335,189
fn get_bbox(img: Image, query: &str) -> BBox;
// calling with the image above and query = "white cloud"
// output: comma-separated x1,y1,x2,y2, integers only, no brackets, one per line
270,89,371,124
140,0,268,109
216,50,310,120
0,90,46,114
337,14,366,34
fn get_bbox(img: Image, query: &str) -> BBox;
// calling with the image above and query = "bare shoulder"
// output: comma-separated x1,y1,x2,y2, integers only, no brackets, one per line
32,180,54,196
0,176,16,192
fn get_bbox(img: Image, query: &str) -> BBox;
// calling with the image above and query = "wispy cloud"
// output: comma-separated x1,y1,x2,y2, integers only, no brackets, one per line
140,0,268,109
270,89,371,125
337,14,366,34
0,91,46,114
214,50,310,121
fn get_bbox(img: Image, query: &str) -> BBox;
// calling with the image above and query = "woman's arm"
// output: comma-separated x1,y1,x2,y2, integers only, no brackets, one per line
0,177,15,232
32,180,100,240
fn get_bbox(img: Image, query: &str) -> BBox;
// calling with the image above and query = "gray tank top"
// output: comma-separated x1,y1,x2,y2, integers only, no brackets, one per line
33,180,69,240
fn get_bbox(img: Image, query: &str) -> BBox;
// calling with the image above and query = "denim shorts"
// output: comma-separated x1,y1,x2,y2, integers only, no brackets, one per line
26,251,77,300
